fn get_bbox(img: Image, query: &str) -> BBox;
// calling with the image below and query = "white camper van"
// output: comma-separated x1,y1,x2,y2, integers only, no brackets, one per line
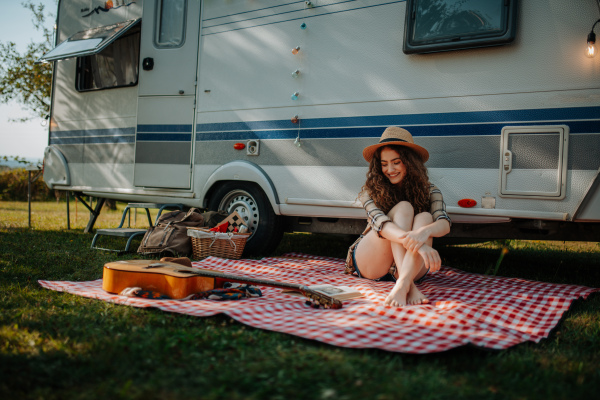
42,0,600,254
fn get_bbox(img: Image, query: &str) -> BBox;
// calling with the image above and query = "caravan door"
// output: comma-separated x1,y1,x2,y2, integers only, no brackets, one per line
499,126,569,199
134,0,200,189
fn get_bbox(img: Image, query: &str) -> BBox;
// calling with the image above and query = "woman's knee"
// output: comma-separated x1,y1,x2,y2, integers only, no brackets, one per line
414,212,433,228
389,201,414,222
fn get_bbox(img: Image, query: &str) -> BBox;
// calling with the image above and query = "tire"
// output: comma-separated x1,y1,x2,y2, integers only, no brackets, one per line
207,181,284,256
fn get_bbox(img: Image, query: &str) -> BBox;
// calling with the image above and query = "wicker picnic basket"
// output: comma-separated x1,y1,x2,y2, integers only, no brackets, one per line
187,227,251,260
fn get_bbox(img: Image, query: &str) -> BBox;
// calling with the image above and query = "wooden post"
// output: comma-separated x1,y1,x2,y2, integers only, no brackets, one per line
26,165,43,229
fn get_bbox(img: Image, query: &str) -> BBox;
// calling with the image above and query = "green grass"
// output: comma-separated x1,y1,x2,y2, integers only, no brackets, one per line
1,201,599,399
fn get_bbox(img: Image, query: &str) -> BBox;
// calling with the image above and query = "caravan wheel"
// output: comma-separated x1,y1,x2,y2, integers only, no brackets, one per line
208,182,283,255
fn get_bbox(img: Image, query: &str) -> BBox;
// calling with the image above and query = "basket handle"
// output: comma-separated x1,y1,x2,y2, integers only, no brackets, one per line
209,232,238,252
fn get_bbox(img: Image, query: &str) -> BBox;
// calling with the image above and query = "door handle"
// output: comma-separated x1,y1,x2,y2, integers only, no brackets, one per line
142,57,154,71
503,150,513,173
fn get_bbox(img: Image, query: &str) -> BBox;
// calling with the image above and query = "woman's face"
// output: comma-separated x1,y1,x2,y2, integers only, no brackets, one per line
380,147,406,185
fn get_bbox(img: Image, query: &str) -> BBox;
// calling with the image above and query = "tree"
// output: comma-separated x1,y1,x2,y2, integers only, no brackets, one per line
0,1,55,122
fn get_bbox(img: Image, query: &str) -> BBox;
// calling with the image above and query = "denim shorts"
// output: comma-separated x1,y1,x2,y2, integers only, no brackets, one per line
351,243,429,283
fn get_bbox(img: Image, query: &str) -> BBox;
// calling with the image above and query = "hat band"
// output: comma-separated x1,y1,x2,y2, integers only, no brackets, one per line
379,138,408,144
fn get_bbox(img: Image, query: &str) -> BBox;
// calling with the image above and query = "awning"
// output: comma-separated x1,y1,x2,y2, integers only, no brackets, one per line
39,18,140,62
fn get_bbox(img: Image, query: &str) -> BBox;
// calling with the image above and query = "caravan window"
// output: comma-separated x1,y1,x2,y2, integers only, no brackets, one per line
155,0,187,48
403,0,518,54
76,24,141,91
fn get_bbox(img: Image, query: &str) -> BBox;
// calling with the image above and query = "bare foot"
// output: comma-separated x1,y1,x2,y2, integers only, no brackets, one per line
406,281,429,305
384,280,410,307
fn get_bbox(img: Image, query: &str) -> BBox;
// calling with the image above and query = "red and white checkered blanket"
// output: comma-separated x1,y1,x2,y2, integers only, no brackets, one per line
38,254,598,354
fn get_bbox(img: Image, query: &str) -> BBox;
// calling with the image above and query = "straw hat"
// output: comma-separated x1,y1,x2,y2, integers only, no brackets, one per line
362,127,429,163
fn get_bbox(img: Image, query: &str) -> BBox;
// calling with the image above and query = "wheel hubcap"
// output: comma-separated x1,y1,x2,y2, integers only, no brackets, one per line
219,190,259,236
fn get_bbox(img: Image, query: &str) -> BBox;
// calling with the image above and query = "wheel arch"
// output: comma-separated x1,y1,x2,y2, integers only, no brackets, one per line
43,146,70,189
200,161,281,214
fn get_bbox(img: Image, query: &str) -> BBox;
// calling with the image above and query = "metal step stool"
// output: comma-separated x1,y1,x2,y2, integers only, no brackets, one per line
91,203,184,253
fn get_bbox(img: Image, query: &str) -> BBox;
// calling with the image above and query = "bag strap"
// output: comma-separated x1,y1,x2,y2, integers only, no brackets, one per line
155,210,182,226
179,207,202,222
158,221,174,246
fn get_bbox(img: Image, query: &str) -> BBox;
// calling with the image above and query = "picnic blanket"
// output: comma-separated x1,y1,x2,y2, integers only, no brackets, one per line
38,254,598,354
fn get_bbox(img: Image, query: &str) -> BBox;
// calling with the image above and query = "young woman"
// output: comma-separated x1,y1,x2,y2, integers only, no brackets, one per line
345,127,451,307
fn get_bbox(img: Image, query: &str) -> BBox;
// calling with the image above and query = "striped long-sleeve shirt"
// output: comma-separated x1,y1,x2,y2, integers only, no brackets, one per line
359,183,451,234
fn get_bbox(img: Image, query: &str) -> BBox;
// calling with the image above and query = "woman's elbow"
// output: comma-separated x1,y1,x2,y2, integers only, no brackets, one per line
442,219,451,236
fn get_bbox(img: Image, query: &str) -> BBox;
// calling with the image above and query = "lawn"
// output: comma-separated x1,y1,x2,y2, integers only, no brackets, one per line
1,200,599,399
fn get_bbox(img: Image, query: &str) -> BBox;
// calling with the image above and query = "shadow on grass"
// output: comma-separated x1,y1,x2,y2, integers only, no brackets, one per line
437,244,600,288
1,229,599,399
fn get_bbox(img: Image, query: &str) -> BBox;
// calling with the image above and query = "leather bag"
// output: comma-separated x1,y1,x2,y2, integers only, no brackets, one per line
137,208,207,257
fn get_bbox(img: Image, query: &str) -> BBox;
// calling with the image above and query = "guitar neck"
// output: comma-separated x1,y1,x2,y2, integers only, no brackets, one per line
176,267,342,309
199,270,305,290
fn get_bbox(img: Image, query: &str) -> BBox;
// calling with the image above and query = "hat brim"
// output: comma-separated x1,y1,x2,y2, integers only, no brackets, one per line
363,141,429,163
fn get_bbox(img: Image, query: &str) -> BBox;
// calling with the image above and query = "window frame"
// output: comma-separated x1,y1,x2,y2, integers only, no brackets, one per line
153,0,188,49
75,23,141,93
40,19,141,62
402,0,518,54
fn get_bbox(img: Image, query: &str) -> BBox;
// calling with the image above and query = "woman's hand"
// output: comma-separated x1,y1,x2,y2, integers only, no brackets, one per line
416,244,441,273
402,227,430,253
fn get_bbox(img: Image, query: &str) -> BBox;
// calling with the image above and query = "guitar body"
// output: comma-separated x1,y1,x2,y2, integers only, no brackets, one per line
103,260,219,299
102,259,342,308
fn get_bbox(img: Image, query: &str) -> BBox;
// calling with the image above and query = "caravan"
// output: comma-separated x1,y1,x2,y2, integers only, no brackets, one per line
41,0,600,253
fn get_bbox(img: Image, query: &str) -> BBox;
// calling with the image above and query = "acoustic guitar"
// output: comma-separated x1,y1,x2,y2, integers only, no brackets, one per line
102,260,342,309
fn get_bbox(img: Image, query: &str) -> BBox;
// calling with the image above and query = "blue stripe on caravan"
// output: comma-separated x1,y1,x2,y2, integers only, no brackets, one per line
49,127,135,145
86,136,135,144
136,124,193,133
195,121,600,142
136,133,192,142
49,136,135,145
50,127,136,138
196,106,600,133
300,107,600,129
195,106,600,141
50,136,136,145
48,106,600,145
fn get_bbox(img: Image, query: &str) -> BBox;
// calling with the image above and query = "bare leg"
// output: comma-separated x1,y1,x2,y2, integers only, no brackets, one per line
354,203,434,307
406,282,428,305
353,230,395,280
353,203,415,280
384,211,433,307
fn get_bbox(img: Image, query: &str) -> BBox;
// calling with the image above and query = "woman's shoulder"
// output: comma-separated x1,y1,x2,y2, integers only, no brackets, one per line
358,189,372,204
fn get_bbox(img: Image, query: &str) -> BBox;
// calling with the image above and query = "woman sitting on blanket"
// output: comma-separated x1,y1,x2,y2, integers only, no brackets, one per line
345,127,452,307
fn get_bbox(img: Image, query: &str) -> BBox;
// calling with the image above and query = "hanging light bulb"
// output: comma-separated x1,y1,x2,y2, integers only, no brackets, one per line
586,31,597,58
586,20,600,58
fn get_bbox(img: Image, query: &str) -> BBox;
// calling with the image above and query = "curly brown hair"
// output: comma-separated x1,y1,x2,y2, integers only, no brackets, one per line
362,145,430,214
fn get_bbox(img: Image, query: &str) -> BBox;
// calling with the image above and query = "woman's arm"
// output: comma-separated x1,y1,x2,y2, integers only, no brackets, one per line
403,219,450,252
378,221,446,272
379,218,449,248
378,221,408,243
401,183,452,252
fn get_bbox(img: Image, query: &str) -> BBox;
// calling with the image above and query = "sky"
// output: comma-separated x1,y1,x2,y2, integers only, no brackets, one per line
0,0,57,161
